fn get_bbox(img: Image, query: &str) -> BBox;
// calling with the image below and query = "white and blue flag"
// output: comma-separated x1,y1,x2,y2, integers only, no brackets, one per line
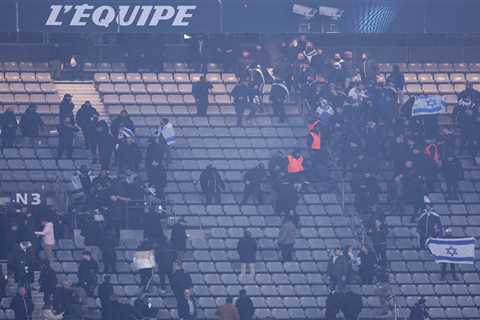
426,237,475,265
412,95,448,116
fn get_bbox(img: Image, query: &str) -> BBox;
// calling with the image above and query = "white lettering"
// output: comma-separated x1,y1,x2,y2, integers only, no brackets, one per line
149,6,175,26
63,5,73,13
71,4,94,26
137,5,153,26
15,193,28,205
46,5,63,26
92,5,115,28
117,5,140,26
31,193,41,205
173,5,196,26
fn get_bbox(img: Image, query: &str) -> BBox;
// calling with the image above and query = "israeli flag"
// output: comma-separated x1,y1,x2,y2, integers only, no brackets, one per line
412,95,448,116
426,237,476,265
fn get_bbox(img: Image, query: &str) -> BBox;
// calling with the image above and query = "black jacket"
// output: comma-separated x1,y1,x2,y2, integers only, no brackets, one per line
147,164,167,189
171,223,187,251
57,123,78,145
7,244,37,283
177,296,197,320
192,80,212,102
171,270,192,296
59,99,75,122
39,265,57,293
1,110,18,133
10,294,34,320
340,291,363,320
98,282,113,306
76,104,98,129
235,296,254,320
155,241,177,272
200,168,225,193
145,139,167,169
78,259,98,285
111,116,134,139
442,158,464,182
237,237,257,263
20,109,43,137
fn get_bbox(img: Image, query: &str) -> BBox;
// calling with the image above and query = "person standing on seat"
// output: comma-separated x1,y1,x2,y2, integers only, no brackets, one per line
75,101,98,149
171,218,188,257
237,231,257,276
231,79,254,126
110,109,135,140
95,121,115,170
98,275,113,318
10,287,34,320
34,218,55,261
439,228,459,281
200,165,225,204
442,156,464,200
59,94,75,124
242,163,267,204
77,251,98,296
39,260,57,304
235,289,254,320
278,215,297,261
57,117,78,159
1,107,18,149
416,204,442,249
177,288,197,320
171,264,193,301
155,237,177,293
340,288,363,320
287,149,305,183
99,225,117,274
159,118,176,162
192,76,213,116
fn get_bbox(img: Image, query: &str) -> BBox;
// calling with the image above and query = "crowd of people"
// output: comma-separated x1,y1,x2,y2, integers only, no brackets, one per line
1,32,479,320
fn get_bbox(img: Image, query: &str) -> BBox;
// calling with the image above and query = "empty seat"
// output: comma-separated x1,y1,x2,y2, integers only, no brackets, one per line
114,84,131,94
98,83,115,93
130,83,147,94
174,73,190,82
5,72,21,82
126,73,142,82
21,72,36,82
422,84,438,94
438,84,454,94
4,61,19,71
423,63,437,71
10,83,25,93
97,62,112,71
222,73,238,83
158,73,174,83
94,73,110,82
408,63,423,72
468,63,480,71
454,63,468,72
112,62,127,72
454,83,466,93
404,73,418,83
418,73,434,83
142,73,158,83
110,73,126,82
438,63,453,71
212,84,227,94
406,84,422,94
146,84,163,93
36,72,52,82
206,73,222,82
466,73,480,83
163,84,178,94
433,73,449,83
41,83,56,93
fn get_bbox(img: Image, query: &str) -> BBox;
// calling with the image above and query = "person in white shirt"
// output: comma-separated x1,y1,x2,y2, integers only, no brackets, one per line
160,118,176,162
35,219,55,261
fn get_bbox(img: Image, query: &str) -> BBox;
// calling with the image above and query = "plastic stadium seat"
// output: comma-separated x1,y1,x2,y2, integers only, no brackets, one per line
443,94,458,105
404,73,418,83
0,83,9,93
34,72,51,83
21,72,37,82
98,83,114,94
215,95,231,104
212,84,227,94
146,84,163,93
468,63,480,71
94,73,110,82
454,63,468,72
5,72,21,82
449,73,465,83
151,94,168,104
83,62,95,72
4,61,19,71
422,84,438,94
167,95,183,104
103,94,120,104
433,73,449,83
25,83,42,93
408,63,423,72
438,63,453,72
112,62,127,72
474,83,480,91
110,73,126,83
438,84,454,94
130,83,147,94
454,83,466,93
423,63,437,71
158,73,175,83
19,62,35,72
162,84,178,94
126,73,142,82
141,73,157,83
418,73,434,83
30,94,45,104
207,63,222,72
135,95,151,104
172,62,189,71
190,73,202,82
406,84,422,94
206,73,222,83
178,84,192,94
14,94,30,103
466,73,480,83
174,73,190,82
10,83,25,93
222,73,238,83
114,84,130,94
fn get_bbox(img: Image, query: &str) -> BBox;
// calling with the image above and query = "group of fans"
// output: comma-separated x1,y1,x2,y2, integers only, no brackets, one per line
1,32,480,320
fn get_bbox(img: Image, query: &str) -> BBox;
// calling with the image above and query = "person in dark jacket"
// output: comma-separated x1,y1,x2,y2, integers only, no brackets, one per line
231,79,254,126
325,291,342,320
330,246,353,292
111,110,135,139
77,250,98,296
20,104,44,145
177,288,197,320
235,289,254,320
242,164,267,204
155,238,177,292
39,260,57,304
10,287,33,320
95,122,115,170
0,266,7,302
340,288,363,320
368,219,388,266
57,117,78,159
440,228,458,281
416,205,442,249
7,241,37,288
359,52,378,84
99,225,117,273
147,161,167,201
171,265,193,300
1,107,18,149
171,219,188,255
75,101,99,149
274,180,299,215
53,281,75,316
386,64,405,91
358,245,377,284
277,215,297,261
408,298,429,320
192,76,213,116
270,77,289,123
403,167,426,221
117,137,142,172
200,165,226,204
59,94,74,124
442,156,464,200
98,275,113,318
236,231,257,276
145,136,167,171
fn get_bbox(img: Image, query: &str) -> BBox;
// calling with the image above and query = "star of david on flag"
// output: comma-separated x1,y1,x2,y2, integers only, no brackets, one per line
426,237,475,265
412,95,448,116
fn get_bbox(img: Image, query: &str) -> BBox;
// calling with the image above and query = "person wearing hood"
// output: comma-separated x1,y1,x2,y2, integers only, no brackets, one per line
1,107,18,149
59,94,75,124
20,104,44,145
200,165,225,204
